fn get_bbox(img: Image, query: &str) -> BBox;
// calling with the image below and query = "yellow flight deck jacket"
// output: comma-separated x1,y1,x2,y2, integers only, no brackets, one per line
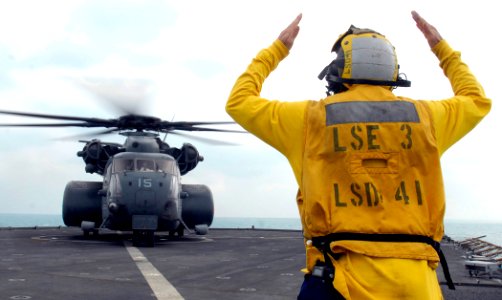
226,39,491,299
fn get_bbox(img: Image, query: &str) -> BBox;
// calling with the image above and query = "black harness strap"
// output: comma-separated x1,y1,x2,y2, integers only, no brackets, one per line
325,74,412,87
311,232,455,290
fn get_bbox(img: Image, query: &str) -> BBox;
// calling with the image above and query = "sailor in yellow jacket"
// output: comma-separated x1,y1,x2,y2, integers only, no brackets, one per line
226,11,491,300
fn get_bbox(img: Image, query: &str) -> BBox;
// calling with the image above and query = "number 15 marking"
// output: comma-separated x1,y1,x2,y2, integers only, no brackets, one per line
138,178,152,188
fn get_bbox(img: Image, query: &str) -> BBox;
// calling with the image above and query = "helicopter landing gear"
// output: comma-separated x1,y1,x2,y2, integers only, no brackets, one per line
81,221,99,237
132,230,155,247
177,226,185,237
168,225,184,238
195,224,208,235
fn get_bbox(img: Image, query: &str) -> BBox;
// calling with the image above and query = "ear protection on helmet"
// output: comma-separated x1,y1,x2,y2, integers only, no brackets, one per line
319,25,411,95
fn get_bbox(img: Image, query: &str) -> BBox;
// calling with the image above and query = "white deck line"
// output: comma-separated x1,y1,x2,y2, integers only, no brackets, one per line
125,244,184,299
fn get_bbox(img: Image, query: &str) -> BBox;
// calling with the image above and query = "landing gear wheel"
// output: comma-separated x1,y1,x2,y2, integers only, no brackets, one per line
177,226,184,237
168,226,184,239
132,230,155,247
81,221,98,238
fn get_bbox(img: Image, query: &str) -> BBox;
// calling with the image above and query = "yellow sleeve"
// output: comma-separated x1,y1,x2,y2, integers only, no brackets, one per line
426,40,491,155
226,39,309,180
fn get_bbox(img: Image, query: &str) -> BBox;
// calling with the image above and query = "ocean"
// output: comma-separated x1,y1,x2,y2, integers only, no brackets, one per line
1,213,501,246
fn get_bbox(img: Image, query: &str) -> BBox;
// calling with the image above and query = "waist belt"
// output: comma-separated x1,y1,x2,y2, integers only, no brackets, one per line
311,232,455,290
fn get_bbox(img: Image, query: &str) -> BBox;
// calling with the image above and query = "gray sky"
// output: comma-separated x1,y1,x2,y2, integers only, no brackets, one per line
0,0,500,222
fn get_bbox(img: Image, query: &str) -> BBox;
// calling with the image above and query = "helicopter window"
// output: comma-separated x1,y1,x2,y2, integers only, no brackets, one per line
155,160,176,174
114,159,135,172
137,159,155,172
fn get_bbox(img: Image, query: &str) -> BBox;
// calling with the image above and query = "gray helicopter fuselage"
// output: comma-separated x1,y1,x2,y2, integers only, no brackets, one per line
63,132,214,247
103,152,182,231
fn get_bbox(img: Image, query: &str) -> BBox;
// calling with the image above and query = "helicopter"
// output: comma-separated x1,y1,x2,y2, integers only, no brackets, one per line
0,109,244,246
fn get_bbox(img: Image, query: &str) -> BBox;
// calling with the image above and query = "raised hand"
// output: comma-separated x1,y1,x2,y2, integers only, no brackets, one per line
278,14,302,50
412,11,443,48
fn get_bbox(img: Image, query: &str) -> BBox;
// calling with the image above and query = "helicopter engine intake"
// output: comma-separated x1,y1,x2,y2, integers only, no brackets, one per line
176,143,203,175
77,140,122,175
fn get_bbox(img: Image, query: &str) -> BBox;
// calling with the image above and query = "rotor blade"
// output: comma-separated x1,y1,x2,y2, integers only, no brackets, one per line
78,140,123,147
54,128,120,141
159,119,247,133
0,122,112,127
166,121,237,126
171,126,248,133
160,121,246,132
165,131,240,146
0,109,115,125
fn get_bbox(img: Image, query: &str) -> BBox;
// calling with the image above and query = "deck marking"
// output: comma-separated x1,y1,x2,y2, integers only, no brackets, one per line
125,244,184,300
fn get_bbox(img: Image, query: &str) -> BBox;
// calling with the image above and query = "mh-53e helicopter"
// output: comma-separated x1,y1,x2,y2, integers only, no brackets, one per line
0,108,243,246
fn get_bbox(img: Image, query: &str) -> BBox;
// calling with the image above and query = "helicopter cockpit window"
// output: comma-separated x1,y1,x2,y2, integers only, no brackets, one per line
137,159,155,172
155,160,176,174
114,159,135,172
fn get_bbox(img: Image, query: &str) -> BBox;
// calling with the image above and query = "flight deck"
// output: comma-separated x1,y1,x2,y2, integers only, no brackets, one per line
1,227,501,299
